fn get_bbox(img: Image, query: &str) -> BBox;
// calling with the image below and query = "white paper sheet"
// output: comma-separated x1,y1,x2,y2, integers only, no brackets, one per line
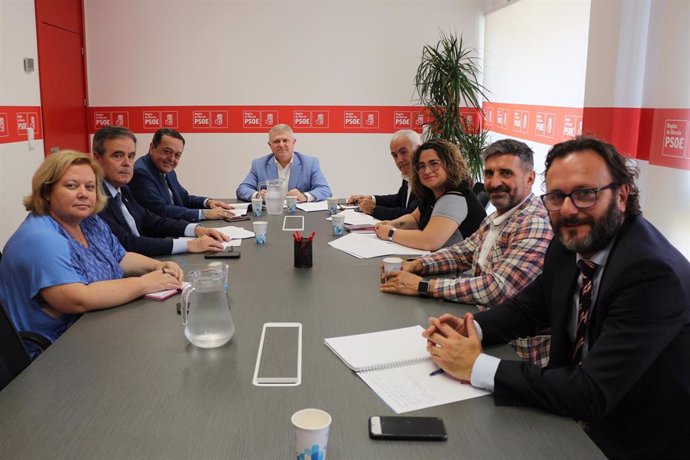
222,239,243,249
231,202,250,216
296,201,328,212
216,225,255,239
328,232,430,258
326,209,380,226
358,361,490,413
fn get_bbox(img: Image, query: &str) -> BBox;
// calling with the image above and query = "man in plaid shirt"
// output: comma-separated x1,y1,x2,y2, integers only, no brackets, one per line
381,139,553,365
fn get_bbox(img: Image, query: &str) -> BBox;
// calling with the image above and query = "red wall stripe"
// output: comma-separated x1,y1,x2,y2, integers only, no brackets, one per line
87,106,432,135
0,106,43,145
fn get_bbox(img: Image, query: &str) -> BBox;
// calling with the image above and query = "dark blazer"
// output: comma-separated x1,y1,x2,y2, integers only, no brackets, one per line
475,215,690,459
130,154,207,222
98,185,189,256
371,179,419,221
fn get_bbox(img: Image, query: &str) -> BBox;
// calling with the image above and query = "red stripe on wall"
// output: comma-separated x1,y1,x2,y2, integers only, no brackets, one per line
0,106,43,145
484,102,690,171
87,106,431,135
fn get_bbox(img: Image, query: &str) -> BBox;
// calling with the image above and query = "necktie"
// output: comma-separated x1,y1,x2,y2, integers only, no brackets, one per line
572,259,599,364
115,192,140,237
164,175,174,204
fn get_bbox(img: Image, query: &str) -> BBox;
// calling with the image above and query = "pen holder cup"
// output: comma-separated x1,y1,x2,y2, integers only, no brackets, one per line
294,240,313,268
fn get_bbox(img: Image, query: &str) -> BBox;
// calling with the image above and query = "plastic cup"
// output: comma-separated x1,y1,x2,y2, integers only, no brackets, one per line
383,257,403,274
252,198,263,217
326,198,338,215
331,214,345,236
292,408,331,460
253,221,267,244
287,196,298,214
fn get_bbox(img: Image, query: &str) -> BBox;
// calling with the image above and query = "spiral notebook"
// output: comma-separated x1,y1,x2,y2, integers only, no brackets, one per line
324,326,490,413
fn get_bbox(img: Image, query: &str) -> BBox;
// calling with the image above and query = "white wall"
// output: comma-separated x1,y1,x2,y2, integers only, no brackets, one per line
483,0,591,195
0,0,46,246
585,0,690,258
83,0,486,200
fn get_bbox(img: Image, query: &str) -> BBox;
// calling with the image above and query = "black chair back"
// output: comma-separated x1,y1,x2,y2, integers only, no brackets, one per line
473,182,490,209
0,300,32,391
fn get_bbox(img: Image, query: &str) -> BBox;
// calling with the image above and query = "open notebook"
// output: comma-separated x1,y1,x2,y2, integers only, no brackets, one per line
324,326,489,413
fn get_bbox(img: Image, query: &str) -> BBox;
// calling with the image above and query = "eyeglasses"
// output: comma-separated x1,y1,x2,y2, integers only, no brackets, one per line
414,159,443,173
540,183,618,211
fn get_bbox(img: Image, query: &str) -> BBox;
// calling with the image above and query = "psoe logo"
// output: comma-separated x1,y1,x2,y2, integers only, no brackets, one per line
394,112,412,129
243,111,261,128
94,112,112,129
143,111,162,129
0,113,8,136
112,111,129,127
661,119,689,158
363,111,379,128
313,111,329,128
211,111,228,128
193,111,211,128
293,111,312,128
344,111,362,128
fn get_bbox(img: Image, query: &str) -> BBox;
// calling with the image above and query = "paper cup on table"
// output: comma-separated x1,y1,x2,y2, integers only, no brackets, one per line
286,196,298,214
292,408,331,460
331,214,345,236
383,257,403,274
326,198,338,215
253,221,267,244
251,198,263,217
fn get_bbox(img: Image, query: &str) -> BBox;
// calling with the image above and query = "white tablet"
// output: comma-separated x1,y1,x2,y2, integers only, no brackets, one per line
282,215,304,231
252,322,302,386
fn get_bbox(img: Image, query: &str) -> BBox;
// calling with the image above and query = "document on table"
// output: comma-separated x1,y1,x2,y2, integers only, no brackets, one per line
216,225,255,239
232,202,250,216
326,209,379,226
222,239,243,249
358,361,490,413
296,201,328,212
328,232,430,258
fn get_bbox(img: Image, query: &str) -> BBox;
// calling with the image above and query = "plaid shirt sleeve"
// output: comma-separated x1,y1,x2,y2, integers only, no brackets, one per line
417,223,486,275
426,197,554,306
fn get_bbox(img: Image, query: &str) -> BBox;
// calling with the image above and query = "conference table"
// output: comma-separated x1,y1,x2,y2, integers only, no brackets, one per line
0,207,604,459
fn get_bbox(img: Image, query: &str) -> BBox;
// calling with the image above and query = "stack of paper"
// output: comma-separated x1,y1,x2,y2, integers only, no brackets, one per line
232,202,250,216
328,233,430,259
326,209,379,226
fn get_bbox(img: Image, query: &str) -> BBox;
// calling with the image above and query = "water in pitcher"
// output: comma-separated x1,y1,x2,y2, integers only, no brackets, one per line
183,268,235,348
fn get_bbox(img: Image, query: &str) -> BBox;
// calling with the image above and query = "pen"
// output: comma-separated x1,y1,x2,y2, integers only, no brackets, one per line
429,368,445,376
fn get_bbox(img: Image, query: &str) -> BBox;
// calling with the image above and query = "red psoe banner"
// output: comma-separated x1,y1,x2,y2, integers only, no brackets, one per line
88,106,430,135
0,106,43,145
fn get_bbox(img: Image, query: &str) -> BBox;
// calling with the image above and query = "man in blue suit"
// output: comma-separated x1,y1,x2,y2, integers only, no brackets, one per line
235,124,331,202
423,136,690,459
347,129,421,220
130,128,234,222
94,126,228,256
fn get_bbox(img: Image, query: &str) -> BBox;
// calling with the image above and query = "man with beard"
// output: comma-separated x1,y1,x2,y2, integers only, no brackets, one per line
423,136,690,459
381,139,553,306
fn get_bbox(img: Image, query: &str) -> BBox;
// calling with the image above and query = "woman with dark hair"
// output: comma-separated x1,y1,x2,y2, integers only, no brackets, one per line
374,139,485,251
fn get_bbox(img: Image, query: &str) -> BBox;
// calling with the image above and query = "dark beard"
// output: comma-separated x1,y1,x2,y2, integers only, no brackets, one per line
554,199,624,254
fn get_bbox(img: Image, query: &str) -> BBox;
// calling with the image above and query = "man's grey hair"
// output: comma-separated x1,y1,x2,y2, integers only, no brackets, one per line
482,139,534,170
268,124,294,139
391,129,422,148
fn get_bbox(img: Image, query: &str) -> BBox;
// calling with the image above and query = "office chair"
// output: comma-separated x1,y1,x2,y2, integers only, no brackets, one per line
0,300,50,391
473,182,490,209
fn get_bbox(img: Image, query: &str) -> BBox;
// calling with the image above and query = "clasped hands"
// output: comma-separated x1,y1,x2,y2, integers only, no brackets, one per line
423,313,483,383
258,188,308,202
204,200,235,220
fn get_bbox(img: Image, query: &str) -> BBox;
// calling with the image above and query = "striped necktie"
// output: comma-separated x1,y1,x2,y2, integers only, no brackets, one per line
572,259,599,364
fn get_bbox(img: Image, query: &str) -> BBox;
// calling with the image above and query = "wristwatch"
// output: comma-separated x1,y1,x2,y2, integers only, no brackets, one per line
387,228,396,241
418,280,429,297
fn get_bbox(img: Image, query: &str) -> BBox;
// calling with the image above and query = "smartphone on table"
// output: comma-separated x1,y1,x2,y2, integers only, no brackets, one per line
368,416,447,441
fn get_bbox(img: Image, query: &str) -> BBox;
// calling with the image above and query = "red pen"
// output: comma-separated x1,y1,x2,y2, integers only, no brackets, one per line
308,231,316,241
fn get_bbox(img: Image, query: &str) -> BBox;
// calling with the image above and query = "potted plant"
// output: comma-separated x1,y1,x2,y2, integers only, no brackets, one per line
414,31,489,182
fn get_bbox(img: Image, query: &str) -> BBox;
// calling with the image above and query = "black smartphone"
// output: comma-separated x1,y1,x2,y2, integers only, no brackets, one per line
368,416,447,441
225,216,250,222
204,250,241,259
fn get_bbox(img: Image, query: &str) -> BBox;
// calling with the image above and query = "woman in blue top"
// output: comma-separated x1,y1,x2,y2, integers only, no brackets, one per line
0,151,183,351
375,139,485,251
